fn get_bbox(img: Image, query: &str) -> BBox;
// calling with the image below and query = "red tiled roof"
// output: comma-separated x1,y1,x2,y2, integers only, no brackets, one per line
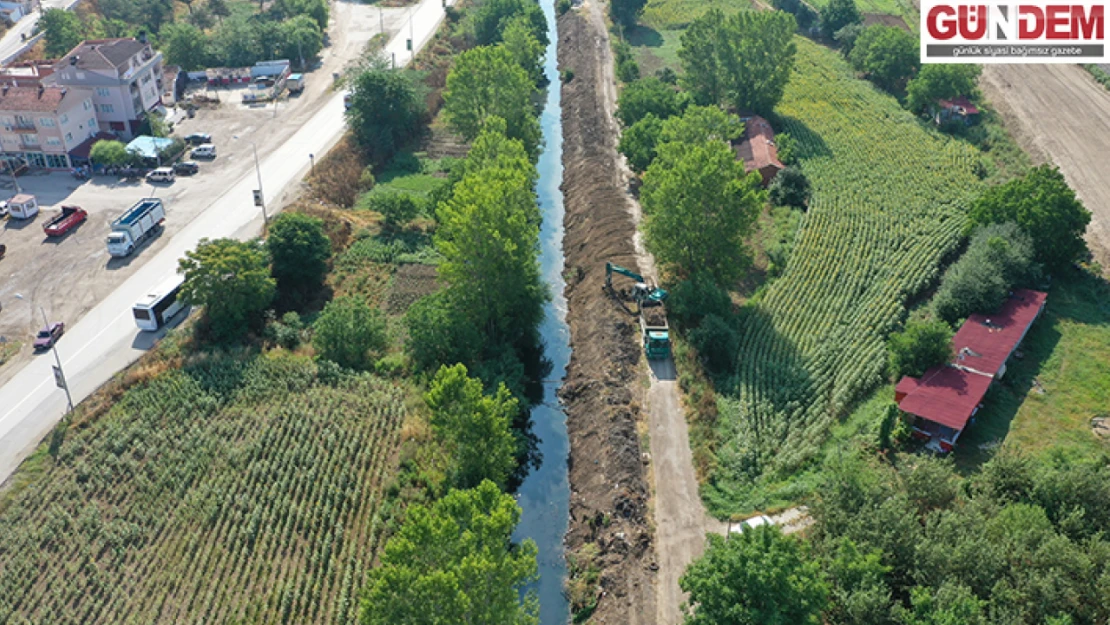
897,365,994,430
952,289,1047,377
0,84,71,113
734,115,784,174
938,96,980,115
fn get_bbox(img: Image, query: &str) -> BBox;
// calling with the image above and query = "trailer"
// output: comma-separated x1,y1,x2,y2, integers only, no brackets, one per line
107,198,165,257
42,205,87,237
7,194,38,220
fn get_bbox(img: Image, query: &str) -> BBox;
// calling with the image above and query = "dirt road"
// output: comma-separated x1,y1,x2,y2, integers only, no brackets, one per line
564,0,712,622
557,2,656,623
980,64,1110,267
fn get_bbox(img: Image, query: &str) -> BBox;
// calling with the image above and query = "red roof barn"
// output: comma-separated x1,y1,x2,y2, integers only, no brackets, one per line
734,115,784,186
895,289,1047,452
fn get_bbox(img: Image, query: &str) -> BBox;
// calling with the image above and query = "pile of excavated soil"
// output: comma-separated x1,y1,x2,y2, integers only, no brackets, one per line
642,306,667,327
557,8,657,624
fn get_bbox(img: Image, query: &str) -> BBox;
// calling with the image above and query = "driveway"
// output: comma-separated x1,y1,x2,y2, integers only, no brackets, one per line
0,0,456,485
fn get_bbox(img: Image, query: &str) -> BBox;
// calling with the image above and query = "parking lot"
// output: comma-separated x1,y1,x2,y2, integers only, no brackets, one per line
0,0,406,381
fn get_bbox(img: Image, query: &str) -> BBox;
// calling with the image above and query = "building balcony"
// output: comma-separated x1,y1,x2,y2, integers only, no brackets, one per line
20,137,40,148
12,121,34,131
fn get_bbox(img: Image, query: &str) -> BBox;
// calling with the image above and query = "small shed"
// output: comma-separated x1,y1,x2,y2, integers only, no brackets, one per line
7,193,38,219
734,115,784,186
935,96,980,126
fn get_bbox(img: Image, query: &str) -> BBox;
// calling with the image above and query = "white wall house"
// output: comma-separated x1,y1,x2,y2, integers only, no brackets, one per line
48,38,164,140
0,83,97,170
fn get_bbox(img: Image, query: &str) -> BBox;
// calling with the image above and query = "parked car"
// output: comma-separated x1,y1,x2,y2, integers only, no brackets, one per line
0,200,8,218
728,514,774,535
191,144,216,159
183,132,212,145
33,322,65,350
146,167,175,183
173,161,199,175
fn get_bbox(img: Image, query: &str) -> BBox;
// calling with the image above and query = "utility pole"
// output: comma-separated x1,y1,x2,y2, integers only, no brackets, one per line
40,306,73,412
252,142,268,228
309,153,315,176
379,5,384,34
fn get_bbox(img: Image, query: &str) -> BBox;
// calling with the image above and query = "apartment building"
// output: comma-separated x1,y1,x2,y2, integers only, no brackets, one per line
49,37,164,139
0,83,97,170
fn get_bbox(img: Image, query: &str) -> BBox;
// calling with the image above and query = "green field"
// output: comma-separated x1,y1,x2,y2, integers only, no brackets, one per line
706,39,983,514
0,350,406,624
640,0,754,30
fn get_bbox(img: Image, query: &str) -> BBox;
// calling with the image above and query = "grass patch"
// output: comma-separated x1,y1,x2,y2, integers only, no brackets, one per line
641,0,754,30
1083,64,1110,91
624,25,685,75
954,269,1110,468
0,340,21,368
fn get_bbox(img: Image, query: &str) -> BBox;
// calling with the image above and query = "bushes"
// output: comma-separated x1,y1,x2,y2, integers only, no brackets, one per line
362,191,423,229
616,77,686,127
618,113,663,172
267,212,331,304
933,222,1039,324
346,68,427,166
689,314,740,374
887,318,953,379
769,167,811,209
848,25,920,93
312,295,387,370
614,40,641,83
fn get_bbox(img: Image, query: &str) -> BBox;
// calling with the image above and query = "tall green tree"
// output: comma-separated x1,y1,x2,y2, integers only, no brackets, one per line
933,222,1038,323
681,527,828,625
312,296,387,370
40,9,85,58
616,77,685,127
266,212,331,300
276,0,328,30
968,165,1091,270
360,481,539,625
660,105,745,146
641,137,764,285
887,318,953,379
679,10,797,114
435,123,544,346
179,238,276,341
278,14,324,66
848,25,920,93
821,0,862,39
619,113,664,173
906,64,982,114
346,67,426,165
501,15,545,85
443,45,541,158
89,140,132,167
159,22,210,71
468,0,548,47
610,0,647,28
425,364,519,489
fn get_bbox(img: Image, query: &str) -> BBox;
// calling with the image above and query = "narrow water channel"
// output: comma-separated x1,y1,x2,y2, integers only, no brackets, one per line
512,0,571,622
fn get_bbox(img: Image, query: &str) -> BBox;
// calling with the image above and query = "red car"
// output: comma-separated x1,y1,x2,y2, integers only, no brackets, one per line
33,322,64,350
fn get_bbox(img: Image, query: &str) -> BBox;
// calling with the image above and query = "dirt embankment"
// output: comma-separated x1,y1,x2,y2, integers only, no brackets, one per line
557,6,657,624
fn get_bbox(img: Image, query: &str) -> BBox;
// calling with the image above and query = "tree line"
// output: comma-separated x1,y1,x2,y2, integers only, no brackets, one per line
40,0,327,70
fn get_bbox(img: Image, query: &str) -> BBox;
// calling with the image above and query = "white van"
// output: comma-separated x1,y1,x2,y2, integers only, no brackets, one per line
146,167,175,183
191,143,216,158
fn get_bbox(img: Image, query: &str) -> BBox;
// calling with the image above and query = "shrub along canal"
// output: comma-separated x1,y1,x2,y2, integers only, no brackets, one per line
512,0,571,622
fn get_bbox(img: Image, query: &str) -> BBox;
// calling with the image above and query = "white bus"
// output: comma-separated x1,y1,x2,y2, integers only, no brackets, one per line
133,276,186,331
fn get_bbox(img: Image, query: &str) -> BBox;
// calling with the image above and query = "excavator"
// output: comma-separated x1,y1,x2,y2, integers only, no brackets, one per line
604,262,671,359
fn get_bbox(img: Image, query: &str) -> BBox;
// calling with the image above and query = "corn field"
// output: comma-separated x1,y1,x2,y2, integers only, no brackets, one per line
715,41,983,491
0,352,405,625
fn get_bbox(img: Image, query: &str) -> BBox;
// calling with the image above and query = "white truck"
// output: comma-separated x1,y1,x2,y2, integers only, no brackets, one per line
107,198,165,257
286,73,304,94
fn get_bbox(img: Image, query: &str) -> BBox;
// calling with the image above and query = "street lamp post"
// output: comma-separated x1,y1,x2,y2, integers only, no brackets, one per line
233,135,268,228
15,295,73,412
252,142,268,227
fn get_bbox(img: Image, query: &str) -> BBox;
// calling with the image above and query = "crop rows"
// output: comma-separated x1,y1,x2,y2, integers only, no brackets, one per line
714,41,983,493
0,352,405,624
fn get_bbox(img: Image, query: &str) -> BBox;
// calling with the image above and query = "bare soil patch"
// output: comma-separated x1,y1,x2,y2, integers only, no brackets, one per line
557,6,657,624
980,64,1110,270
862,12,910,30
385,263,439,313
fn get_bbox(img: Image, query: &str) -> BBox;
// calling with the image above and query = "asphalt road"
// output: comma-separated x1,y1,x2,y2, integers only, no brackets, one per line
0,0,453,484
0,0,82,64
